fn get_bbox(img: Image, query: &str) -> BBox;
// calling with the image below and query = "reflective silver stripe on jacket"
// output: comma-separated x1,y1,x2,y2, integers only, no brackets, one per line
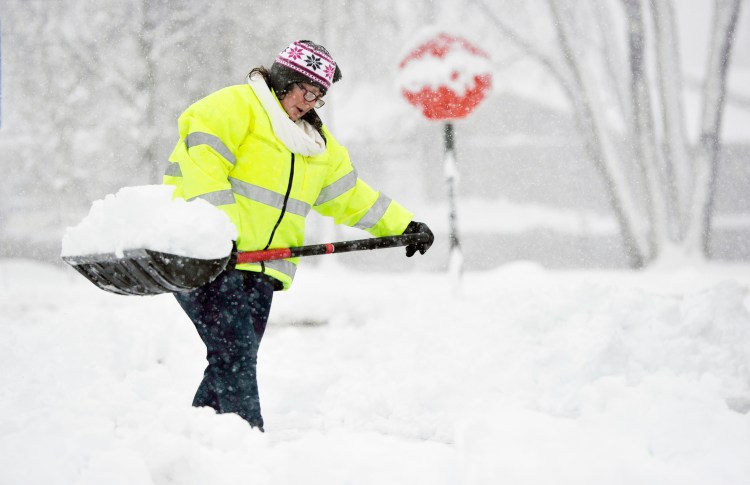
314,169,358,206
185,132,237,165
230,177,311,217
265,259,297,280
190,189,235,206
164,163,182,177
354,193,392,230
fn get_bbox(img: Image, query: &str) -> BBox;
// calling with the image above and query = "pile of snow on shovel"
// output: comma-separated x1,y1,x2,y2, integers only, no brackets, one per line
61,185,237,260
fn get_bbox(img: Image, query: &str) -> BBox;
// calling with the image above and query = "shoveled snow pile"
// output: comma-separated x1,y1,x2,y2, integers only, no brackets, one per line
60,185,237,260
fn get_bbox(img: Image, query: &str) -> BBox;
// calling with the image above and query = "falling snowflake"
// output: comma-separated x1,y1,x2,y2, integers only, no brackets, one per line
304,54,322,71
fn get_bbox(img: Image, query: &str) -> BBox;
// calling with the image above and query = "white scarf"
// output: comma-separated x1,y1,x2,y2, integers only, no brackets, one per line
246,73,326,156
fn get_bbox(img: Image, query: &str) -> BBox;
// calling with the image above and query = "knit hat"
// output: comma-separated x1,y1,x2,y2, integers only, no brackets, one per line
269,40,342,95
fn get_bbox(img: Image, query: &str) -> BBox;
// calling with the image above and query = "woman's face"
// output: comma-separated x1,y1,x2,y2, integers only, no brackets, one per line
280,83,323,121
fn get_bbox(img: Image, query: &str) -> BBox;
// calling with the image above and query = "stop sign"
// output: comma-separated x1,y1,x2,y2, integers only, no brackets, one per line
398,33,492,120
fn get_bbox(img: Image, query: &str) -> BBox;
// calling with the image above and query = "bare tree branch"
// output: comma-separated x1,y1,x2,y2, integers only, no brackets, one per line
470,0,648,266
549,0,647,265
467,0,574,93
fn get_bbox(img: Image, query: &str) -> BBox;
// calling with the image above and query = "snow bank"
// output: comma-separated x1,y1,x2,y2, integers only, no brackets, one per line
60,185,237,260
2,259,750,484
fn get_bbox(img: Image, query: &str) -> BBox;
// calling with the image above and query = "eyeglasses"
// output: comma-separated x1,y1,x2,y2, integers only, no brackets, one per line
296,83,325,108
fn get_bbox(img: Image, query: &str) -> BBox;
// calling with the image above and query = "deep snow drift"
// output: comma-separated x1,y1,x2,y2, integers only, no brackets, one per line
1,255,749,485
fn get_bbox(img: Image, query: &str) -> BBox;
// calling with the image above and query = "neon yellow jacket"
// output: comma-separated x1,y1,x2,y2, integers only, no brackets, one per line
163,82,413,289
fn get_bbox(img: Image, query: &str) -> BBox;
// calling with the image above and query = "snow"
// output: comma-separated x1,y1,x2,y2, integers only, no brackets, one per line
2,3,750,483
2,256,750,484
396,29,492,96
424,197,618,235
60,185,237,260
397,52,492,95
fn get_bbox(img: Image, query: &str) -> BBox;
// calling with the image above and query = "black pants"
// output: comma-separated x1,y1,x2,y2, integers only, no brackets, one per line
174,269,275,429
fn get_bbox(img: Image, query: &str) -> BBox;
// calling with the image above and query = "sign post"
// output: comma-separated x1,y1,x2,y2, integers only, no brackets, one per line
398,32,492,283
443,122,460,271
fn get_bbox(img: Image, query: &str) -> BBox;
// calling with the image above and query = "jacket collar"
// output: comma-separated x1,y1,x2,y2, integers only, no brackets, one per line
247,73,326,156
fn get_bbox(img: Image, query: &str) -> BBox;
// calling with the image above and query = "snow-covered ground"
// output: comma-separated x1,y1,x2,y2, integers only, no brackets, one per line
1,255,749,485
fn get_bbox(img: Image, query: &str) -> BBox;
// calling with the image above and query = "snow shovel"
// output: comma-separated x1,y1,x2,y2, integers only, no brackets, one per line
62,233,431,296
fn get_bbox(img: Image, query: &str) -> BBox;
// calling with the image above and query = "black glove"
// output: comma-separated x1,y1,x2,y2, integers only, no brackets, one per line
403,221,434,257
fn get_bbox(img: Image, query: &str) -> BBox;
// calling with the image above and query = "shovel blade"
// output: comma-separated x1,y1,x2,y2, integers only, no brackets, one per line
62,249,229,296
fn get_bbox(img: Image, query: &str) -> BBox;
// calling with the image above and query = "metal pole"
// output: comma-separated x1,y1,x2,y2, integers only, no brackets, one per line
443,122,463,282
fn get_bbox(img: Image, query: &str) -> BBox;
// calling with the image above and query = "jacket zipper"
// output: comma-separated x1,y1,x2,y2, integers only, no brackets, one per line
261,153,295,271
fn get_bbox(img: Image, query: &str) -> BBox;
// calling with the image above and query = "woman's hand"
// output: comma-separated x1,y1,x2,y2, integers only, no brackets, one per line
403,221,434,257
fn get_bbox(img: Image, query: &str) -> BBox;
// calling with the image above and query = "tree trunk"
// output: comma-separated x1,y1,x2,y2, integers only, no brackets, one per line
623,0,670,260
650,0,692,240
136,0,159,183
686,0,743,255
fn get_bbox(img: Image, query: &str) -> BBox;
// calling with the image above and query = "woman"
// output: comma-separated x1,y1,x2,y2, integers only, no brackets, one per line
162,40,433,431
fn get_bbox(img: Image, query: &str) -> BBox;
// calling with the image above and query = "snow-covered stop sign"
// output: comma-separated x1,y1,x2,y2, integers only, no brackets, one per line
398,32,492,120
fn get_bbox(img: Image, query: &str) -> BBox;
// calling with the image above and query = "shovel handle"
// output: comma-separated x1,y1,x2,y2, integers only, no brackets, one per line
235,233,431,264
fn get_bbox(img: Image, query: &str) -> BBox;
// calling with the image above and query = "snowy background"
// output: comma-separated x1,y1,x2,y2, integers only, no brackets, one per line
2,0,750,483
1,0,749,266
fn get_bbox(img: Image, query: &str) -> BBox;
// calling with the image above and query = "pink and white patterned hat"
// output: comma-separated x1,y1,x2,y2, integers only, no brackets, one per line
274,41,338,90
